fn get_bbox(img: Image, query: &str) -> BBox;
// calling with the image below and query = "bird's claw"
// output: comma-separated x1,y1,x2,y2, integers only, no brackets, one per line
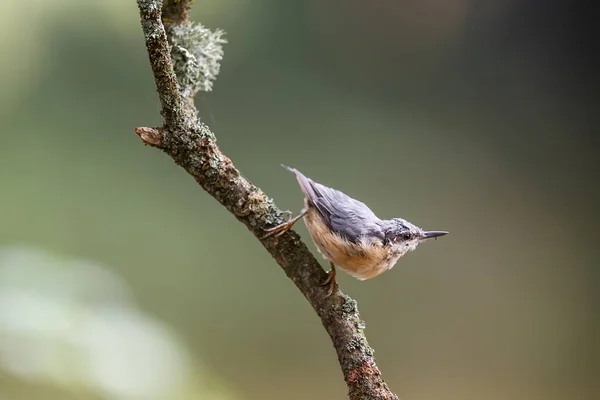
260,221,293,239
261,209,308,240
320,265,338,297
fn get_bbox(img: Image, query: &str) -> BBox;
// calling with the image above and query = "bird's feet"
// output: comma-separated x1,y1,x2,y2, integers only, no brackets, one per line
261,209,307,239
261,220,295,239
320,263,338,297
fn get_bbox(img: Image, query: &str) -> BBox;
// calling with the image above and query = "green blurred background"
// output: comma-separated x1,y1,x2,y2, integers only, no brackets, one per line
1,1,598,399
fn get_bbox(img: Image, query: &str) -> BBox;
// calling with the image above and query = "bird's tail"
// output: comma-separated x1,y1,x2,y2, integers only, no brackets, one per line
280,164,297,174
281,164,318,202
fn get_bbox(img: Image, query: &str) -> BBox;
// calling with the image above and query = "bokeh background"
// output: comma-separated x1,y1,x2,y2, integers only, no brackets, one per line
1,1,598,399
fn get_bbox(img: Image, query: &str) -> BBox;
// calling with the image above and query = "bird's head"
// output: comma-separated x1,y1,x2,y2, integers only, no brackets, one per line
384,218,448,257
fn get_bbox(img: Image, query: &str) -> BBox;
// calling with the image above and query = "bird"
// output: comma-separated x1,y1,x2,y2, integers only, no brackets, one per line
261,166,448,296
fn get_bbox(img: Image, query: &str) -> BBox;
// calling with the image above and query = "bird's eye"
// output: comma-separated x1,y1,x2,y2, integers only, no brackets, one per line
401,232,412,240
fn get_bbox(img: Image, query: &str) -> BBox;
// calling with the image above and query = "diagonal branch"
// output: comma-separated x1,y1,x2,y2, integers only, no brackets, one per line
135,1,398,399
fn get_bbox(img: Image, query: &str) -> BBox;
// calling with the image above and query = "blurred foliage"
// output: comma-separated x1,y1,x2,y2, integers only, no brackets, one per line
0,1,598,400
0,245,237,400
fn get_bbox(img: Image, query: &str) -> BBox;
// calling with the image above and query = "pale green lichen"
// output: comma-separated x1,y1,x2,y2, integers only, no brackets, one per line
170,22,226,94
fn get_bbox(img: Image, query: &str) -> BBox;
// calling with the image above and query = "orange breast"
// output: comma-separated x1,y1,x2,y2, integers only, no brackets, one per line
303,206,392,280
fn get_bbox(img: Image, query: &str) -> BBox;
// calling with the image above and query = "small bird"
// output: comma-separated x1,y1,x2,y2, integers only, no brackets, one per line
262,166,448,296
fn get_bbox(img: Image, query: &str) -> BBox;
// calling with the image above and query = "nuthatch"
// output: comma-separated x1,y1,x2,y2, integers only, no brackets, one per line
262,166,448,296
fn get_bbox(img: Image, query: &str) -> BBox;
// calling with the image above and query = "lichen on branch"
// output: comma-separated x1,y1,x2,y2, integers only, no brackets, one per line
169,22,226,95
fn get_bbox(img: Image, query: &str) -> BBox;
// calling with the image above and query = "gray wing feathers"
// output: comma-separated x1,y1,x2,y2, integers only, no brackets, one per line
328,203,383,244
283,165,384,243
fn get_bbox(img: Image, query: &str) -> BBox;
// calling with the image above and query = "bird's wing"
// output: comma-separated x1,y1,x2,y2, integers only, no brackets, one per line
284,166,383,244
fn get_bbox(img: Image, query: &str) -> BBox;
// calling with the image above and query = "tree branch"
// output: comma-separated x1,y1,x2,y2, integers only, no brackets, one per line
135,1,398,399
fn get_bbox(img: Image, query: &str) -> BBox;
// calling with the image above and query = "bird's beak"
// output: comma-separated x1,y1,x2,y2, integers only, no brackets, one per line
421,230,449,240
